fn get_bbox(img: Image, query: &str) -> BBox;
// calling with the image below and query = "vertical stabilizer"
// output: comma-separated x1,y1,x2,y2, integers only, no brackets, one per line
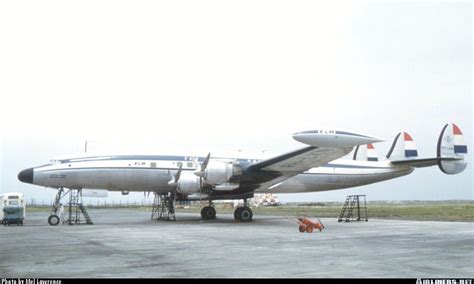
353,144,379,162
437,123,468,174
386,132,418,160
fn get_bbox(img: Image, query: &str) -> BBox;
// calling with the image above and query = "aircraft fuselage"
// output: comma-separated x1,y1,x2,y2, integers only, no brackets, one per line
19,154,413,196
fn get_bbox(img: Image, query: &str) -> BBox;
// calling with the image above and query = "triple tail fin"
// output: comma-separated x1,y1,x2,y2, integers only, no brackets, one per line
389,123,468,175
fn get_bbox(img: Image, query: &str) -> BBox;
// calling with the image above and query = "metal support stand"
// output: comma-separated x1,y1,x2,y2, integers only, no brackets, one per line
49,188,93,225
151,192,176,221
338,195,368,222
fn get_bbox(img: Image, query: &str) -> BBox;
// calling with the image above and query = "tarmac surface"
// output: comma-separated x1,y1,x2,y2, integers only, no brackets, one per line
0,209,473,278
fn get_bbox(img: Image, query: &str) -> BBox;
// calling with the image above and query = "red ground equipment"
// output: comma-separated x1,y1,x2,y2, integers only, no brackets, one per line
297,217,325,233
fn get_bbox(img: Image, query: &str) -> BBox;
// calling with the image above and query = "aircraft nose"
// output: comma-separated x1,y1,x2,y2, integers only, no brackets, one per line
18,168,34,184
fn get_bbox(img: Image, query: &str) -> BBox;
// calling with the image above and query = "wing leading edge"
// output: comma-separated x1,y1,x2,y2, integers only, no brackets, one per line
248,146,352,173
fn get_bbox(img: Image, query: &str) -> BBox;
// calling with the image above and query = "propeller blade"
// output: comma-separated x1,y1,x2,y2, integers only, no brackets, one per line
194,153,211,177
201,153,211,172
175,165,183,182
167,166,183,187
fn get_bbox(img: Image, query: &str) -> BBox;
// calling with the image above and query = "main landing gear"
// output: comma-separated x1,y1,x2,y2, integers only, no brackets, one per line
200,199,253,222
201,205,216,220
234,198,253,222
234,206,253,222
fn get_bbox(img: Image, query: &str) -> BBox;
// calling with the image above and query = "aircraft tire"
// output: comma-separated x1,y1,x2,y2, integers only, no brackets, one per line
48,215,60,226
235,206,253,222
233,207,243,221
201,206,216,220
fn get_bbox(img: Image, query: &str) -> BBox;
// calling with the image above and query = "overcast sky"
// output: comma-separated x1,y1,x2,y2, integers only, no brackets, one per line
0,0,472,204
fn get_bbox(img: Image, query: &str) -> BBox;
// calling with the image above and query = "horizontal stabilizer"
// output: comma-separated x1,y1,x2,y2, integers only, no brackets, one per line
391,157,461,168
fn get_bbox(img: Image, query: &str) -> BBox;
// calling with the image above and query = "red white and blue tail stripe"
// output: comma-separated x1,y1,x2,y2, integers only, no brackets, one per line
437,123,468,174
453,124,468,154
353,143,379,162
403,133,418,158
386,132,418,161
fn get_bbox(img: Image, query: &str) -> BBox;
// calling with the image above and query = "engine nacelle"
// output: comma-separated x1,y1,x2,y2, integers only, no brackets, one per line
204,160,242,185
177,173,203,195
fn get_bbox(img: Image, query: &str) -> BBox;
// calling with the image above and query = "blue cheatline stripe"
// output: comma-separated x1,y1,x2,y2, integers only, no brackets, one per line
37,167,196,173
368,157,378,162
62,155,193,163
405,150,418,157
60,155,257,164
454,145,468,154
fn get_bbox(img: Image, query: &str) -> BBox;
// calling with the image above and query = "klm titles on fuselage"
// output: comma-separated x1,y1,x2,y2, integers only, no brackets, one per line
315,130,336,135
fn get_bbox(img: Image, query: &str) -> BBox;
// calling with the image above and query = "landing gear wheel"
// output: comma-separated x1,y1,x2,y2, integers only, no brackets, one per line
306,226,314,233
234,207,243,221
201,206,216,220
48,215,60,226
299,225,306,233
234,206,253,222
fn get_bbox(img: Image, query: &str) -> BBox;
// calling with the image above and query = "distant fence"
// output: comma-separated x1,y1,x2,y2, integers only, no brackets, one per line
26,199,155,208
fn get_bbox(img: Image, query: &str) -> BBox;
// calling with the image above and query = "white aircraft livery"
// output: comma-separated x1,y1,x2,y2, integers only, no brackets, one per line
18,123,467,224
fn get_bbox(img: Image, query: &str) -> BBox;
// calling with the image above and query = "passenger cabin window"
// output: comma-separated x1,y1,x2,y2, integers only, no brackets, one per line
150,162,157,168
187,162,193,168
177,162,183,167
49,159,61,165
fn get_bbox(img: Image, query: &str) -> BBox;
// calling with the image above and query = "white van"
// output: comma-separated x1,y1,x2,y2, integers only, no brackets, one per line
1,192,26,226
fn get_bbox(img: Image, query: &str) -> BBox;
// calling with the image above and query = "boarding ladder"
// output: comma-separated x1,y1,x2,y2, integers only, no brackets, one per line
151,192,176,221
338,195,368,222
78,204,94,224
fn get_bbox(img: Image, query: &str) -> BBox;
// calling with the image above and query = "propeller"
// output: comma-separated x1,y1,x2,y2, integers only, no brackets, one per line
194,152,211,177
190,153,211,203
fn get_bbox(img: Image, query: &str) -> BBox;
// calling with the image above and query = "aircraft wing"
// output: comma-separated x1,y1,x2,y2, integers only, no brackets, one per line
248,146,351,173
244,146,352,191
241,129,383,190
